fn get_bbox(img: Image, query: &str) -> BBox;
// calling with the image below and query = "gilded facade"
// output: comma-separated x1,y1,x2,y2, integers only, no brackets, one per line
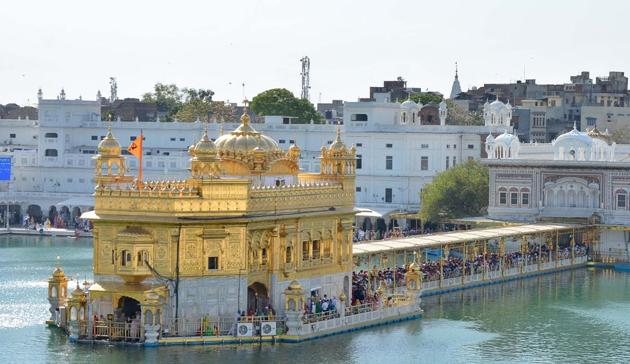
82,106,357,323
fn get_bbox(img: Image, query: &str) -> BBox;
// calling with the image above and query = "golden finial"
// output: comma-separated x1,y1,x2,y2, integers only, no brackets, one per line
335,126,342,141
240,99,250,126
55,256,61,269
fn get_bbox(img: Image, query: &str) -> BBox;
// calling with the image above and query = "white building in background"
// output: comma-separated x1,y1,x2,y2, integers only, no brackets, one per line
484,126,630,257
0,90,507,227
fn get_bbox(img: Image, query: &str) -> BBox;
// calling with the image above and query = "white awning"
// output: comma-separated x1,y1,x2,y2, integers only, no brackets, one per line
352,223,580,255
353,208,383,218
55,196,94,207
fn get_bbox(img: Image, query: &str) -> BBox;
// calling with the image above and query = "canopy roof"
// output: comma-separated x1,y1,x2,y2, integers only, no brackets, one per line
352,223,578,255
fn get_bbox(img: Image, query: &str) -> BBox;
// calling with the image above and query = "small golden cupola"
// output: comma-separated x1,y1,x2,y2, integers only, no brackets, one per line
287,143,301,162
214,100,288,175
587,126,612,144
320,127,356,176
189,129,221,179
93,126,132,186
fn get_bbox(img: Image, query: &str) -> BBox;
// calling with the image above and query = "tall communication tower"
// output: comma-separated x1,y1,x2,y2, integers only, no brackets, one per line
109,77,118,103
300,56,310,100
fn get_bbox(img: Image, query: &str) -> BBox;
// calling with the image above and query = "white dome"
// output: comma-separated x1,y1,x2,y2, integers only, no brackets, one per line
552,127,592,146
485,133,495,143
495,131,519,146
489,99,509,112
400,99,418,110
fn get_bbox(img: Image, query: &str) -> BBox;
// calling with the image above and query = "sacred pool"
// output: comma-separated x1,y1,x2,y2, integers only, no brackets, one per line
1,235,628,363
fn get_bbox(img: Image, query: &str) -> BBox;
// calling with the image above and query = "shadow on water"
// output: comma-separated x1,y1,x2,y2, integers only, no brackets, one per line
1,236,630,364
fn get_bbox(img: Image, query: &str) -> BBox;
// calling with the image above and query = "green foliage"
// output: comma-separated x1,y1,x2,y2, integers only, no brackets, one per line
142,84,217,122
419,160,489,223
175,100,235,123
445,99,484,125
142,83,183,121
408,92,443,105
251,88,323,124
611,126,630,144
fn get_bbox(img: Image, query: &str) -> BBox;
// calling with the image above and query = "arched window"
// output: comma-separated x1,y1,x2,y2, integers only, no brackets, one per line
51,286,58,298
616,190,627,209
137,250,149,266
323,239,331,258
285,246,293,264
509,188,519,206
261,248,268,265
312,240,320,259
520,188,530,207
498,187,507,206
302,240,310,261
121,250,131,266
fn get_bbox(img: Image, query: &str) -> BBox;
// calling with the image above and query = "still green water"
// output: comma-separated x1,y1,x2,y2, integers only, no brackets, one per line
0,235,629,364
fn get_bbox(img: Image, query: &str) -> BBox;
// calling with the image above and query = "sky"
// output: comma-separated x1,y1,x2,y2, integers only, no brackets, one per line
1,0,629,106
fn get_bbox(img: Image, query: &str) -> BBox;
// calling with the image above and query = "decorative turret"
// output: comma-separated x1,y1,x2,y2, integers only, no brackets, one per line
92,126,133,187
188,128,221,179
37,88,43,101
287,143,301,162
439,100,447,126
320,127,356,176
60,88,66,100
47,257,69,324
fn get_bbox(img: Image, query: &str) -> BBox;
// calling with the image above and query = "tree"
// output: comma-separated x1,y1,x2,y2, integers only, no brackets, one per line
611,126,630,144
175,100,235,123
419,160,489,223
251,88,323,124
408,92,443,105
142,83,183,121
445,99,484,126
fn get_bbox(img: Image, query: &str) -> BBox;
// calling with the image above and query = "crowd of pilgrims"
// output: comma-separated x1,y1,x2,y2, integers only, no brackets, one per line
351,243,588,300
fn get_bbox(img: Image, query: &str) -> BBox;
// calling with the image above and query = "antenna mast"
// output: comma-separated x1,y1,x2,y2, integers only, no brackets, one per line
300,56,310,100
109,77,118,103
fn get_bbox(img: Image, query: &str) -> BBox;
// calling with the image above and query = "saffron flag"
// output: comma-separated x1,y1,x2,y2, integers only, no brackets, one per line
127,133,143,159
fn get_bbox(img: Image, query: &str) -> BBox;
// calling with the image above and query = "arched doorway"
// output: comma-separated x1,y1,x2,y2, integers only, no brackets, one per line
72,207,82,226
27,205,43,223
118,296,141,320
247,282,268,315
48,206,58,226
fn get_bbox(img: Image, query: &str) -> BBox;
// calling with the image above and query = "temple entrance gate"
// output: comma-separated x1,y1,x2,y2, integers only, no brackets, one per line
247,282,268,315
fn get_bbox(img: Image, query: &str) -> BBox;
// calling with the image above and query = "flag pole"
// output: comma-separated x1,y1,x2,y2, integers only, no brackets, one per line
139,129,143,184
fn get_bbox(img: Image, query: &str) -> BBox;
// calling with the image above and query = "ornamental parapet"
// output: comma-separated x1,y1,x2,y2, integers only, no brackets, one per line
249,182,353,213
93,176,353,217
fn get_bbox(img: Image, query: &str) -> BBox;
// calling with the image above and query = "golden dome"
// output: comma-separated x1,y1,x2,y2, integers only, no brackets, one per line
287,280,303,291
329,127,347,152
214,102,282,160
289,144,301,153
98,128,121,157
52,267,66,278
192,130,217,157
71,282,85,297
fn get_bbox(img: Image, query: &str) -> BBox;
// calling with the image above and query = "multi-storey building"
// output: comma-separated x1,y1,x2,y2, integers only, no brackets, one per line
484,125,630,258
0,88,506,229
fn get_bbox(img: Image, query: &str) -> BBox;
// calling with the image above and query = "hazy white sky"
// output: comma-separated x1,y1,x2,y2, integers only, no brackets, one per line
1,0,629,106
